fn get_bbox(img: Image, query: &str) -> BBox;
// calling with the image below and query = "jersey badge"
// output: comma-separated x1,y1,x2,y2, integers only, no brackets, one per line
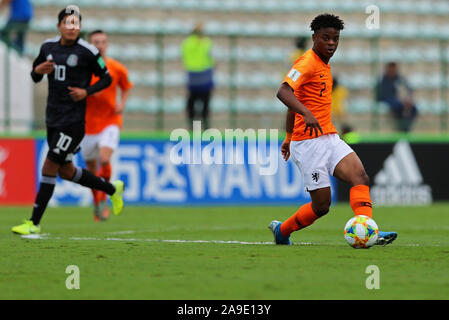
67,54,78,67
287,68,301,82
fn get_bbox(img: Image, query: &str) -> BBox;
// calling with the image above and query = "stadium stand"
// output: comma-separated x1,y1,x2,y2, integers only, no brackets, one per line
2,0,448,131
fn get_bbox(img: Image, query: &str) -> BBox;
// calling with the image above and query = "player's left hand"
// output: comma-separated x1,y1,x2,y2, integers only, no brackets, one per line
68,87,87,102
280,140,291,161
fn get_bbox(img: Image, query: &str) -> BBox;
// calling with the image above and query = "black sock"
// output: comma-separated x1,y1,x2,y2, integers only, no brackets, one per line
72,167,116,195
30,176,56,226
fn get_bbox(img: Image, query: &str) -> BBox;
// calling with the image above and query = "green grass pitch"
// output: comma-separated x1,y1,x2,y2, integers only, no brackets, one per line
1,204,448,300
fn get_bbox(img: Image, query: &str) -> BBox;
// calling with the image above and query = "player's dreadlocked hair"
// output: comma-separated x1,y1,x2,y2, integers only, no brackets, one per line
310,13,344,33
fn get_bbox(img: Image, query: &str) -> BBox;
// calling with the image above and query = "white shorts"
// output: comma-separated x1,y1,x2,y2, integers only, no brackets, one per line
81,125,120,161
290,133,354,192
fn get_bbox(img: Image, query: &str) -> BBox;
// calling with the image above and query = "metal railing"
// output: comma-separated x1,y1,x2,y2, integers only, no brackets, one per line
0,26,33,134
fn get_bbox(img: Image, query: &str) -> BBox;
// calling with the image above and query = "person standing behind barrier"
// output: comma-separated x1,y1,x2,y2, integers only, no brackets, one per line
376,62,418,132
289,36,308,65
0,0,33,55
331,76,349,125
181,23,215,130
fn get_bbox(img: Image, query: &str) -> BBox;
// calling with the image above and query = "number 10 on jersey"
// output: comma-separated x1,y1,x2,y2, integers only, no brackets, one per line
54,65,66,81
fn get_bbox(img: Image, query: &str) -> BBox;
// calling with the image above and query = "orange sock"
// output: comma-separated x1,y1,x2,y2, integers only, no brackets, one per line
280,202,320,237
91,189,99,205
97,163,111,181
350,185,372,217
95,163,111,203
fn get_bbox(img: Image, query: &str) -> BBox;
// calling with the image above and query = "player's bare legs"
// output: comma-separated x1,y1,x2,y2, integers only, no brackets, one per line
85,159,97,175
99,146,113,165
333,152,397,245
11,158,62,235
332,152,369,187
41,157,61,176
271,153,376,245
309,187,331,217
85,145,113,221
332,152,372,217
12,156,119,235
272,187,331,244
58,161,77,180
97,146,113,220
85,158,99,219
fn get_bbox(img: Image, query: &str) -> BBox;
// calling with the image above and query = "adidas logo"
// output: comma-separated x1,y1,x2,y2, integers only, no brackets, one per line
371,140,432,205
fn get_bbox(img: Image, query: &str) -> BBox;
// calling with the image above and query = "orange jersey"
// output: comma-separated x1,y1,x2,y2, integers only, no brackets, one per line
85,58,133,134
283,49,337,141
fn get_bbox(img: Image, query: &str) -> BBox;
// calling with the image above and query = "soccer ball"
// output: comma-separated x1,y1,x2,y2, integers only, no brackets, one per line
344,215,379,249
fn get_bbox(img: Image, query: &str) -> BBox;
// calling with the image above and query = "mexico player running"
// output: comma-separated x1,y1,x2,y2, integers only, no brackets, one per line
81,30,133,221
269,14,397,246
12,8,124,235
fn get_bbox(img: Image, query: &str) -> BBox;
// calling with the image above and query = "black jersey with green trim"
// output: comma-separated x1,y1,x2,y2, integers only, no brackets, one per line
31,36,110,127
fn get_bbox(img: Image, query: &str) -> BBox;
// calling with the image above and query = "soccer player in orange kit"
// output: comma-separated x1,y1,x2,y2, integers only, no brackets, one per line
269,14,397,246
81,30,133,221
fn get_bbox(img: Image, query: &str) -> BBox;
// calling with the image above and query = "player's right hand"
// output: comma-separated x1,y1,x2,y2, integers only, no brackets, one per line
280,140,291,161
303,111,323,138
34,60,55,75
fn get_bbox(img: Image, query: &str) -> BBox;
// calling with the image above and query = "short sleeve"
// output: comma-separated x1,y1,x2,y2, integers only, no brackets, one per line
117,63,134,91
282,60,312,91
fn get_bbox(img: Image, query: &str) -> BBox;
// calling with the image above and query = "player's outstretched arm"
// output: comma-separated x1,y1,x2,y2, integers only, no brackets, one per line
276,83,323,138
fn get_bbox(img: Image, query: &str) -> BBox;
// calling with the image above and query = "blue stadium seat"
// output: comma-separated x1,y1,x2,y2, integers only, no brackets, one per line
25,3,449,119
210,97,229,112
30,0,449,16
141,20,163,34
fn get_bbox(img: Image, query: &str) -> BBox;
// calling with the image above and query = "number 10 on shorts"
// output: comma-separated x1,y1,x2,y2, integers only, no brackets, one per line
56,133,72,152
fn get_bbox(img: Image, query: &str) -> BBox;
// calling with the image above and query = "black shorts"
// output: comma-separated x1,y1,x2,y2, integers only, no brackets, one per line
46,123,85,165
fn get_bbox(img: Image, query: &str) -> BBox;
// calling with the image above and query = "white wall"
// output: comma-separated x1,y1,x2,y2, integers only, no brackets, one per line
0,41,33,134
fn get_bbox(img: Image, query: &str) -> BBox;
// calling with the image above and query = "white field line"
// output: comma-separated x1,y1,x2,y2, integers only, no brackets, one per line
19,234,434,247
106,230,136,235
21,234,315,246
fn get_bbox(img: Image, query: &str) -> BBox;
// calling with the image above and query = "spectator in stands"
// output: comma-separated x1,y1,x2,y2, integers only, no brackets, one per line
331,76,348,125
341,124,360,144
376,62,418,132
0,0,33,55
289,36,308,64
181,23,215,130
